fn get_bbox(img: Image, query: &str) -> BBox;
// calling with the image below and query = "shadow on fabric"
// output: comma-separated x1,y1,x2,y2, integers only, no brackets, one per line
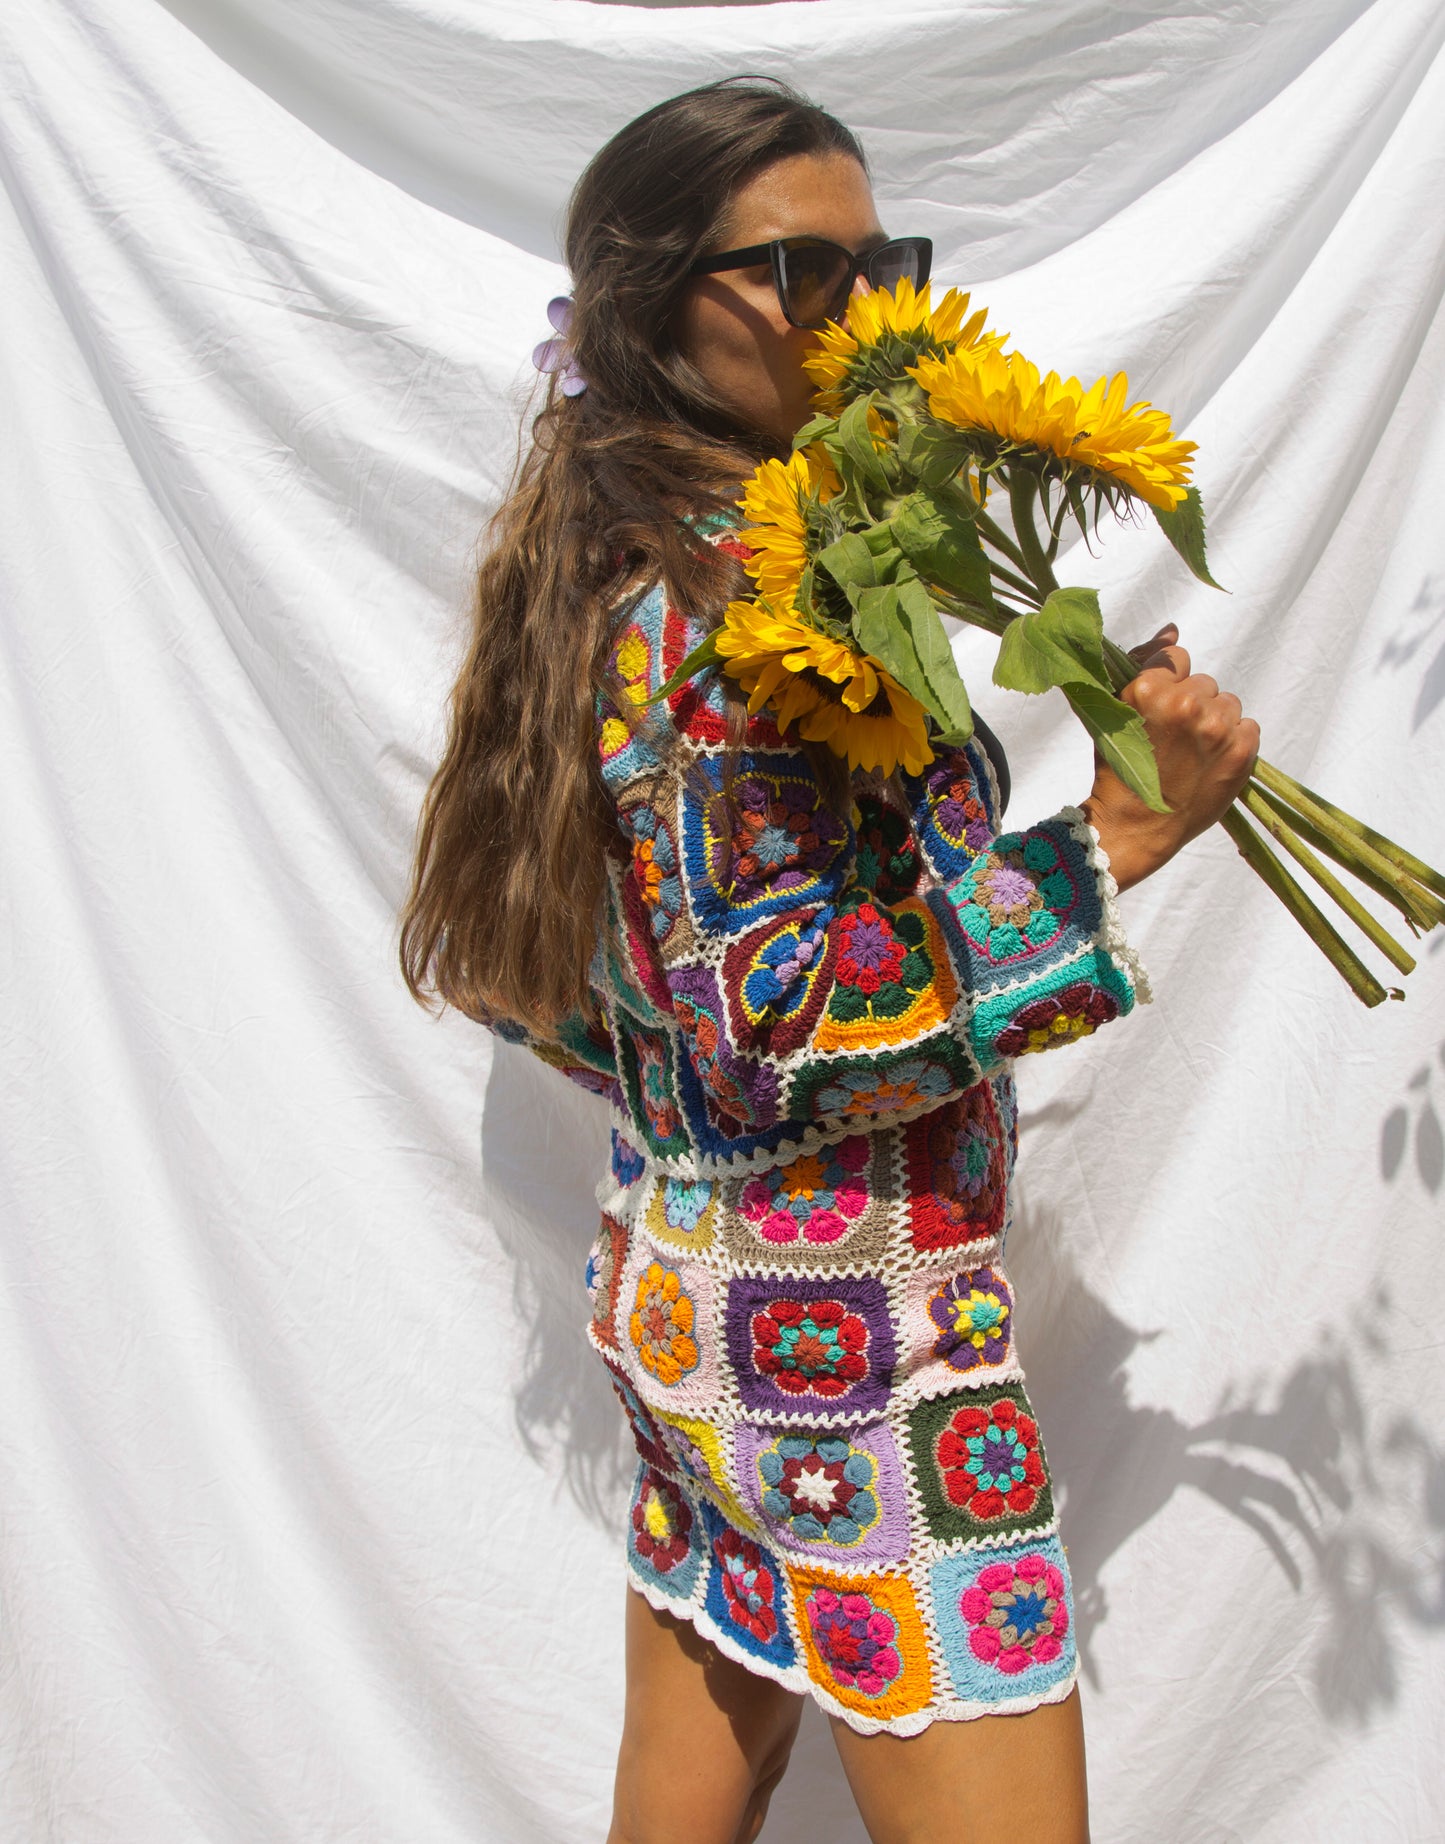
480,1039,630,1527
1007,1196,1445,1727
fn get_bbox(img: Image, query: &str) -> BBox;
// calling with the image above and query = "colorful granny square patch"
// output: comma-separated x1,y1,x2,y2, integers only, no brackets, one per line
643,1173,719,1252
736,1420,910,1564
791,1042,976,1129
903,1081,1007,1251
899,1260,1016,1382
939,827,1091,979
907,1381,1055,1543
907,746,997,881
724,1274,896,1419
930,1534,1075,1704
682,753,851,937
973,960,1132,1065
615,1018,692,1161
656,1410,754,1529
584,1213,628,1353
717,1134,895,1274
670,961,781,1137
622,1242,720,1416
699,1500,796,1667
721,906,836,1050
814,897,958,1055
788,1564,933,1722
627,1462,704,1599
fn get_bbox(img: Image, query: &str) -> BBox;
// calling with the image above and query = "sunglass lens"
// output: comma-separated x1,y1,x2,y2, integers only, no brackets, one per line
869,239,930,293
782,244,854,327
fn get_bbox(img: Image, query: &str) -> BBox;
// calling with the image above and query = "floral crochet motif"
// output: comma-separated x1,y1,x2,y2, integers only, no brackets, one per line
739,1137,870,1245
751,1297,869,1399
757,1433,880,1546
929,761,992,855
713,1526,781,1644
632,1467,694,1574
994,979,1121,1057
627,803,683,940
853,796,921,900
805,1588,902,1697
629,1261,700,1386
960,1552,1069,1673
928,1266,1013,1371
813,1057,953,1122
937,1396,1043,1520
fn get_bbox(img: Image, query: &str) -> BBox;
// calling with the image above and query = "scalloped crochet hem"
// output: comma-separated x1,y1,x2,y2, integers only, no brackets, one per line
625,1569,1081,1738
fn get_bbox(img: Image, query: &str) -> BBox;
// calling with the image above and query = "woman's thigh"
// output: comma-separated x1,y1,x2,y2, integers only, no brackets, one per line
830,1687,1089,1844
608,1588,805,1844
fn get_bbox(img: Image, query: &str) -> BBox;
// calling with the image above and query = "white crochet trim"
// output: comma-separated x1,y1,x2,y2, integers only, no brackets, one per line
1063,806,1154,1006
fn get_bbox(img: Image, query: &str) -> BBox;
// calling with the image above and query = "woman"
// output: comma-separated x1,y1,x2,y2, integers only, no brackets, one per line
401,78,1258,1844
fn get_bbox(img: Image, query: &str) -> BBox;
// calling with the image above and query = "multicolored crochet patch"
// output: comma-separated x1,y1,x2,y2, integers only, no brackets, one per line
725,1275,897,1418
903,1081,1007,1251
851,795,922,902
789,1565,934,1722
655,1409,753,1528
622,1245,721,1416
907,745,998,881
907,1381,1055,1543
815,898,959,1054
699,1500,797,1667
615,1019,692,1160
682,754,851,936
929,1534,1075,1703
791,1041,976,1128
971,956,1134,1067
584,1213,628,1353
643,1173,718,1252
900,1261,1015,1376
627,1462,704,1598
736,1420,910,1563
723,906,836,1043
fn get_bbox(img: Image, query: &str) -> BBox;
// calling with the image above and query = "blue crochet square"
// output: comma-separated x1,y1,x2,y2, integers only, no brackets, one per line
699,1500,796,1668
930,1534,1076,1705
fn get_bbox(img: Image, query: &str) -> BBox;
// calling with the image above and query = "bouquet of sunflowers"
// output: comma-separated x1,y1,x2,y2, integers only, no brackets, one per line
657,281,1444,1008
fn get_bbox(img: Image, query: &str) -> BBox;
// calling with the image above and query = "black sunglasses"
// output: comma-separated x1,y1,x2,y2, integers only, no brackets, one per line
688,235,933,330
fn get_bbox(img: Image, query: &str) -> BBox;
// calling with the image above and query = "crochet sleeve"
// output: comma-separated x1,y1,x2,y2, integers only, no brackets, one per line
486,1006,619,1102
598,586,1149,1132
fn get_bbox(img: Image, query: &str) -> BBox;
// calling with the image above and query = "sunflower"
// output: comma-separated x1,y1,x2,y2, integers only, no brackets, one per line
803,277,1001,414
736,446,840,606
714,596,933,777
911,346,1195,511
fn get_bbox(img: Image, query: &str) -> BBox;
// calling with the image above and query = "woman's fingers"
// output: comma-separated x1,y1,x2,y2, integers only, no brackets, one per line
1127,622,1178,666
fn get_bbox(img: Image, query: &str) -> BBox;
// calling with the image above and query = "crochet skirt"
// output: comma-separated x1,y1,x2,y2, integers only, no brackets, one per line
584,1076,1078,1738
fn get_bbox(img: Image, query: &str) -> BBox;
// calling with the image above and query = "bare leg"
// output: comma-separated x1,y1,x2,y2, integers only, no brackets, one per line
830,1686,1089,1844
607,1588,805,1844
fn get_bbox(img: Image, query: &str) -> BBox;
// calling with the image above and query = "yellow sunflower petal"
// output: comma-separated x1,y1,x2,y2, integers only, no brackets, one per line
912,346,1195,510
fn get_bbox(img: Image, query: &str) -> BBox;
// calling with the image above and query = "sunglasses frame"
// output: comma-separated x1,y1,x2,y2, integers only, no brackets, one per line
688,235,934,330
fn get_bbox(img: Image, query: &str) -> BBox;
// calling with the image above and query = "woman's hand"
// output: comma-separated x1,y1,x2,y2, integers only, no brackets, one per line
1080,623,1260,893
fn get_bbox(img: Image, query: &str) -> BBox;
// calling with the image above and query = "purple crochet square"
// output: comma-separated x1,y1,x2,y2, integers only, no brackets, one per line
724,1274,896,1418
735,1419,910,1564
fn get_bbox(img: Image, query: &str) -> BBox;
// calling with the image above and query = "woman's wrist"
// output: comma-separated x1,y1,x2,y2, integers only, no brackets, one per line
1079,793,1176,893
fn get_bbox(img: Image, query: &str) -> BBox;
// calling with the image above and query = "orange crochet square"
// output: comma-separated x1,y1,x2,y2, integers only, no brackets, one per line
786,1563,933,1723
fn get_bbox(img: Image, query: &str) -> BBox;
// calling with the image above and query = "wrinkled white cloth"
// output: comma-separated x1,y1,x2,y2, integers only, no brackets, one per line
2,2,1443,1839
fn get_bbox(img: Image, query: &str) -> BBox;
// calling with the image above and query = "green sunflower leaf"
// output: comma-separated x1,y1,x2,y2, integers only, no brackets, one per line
895,578,974,743
1064,683,1170,813
644,630,721,704
897,419,974,490
1152,486,1224,590
992,586,1111,696
817,530,901,595
890,488,996,613
791,412,839,451
838,393,893,491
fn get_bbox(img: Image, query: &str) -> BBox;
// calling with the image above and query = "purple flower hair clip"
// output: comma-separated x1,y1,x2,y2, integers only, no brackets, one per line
531,294,587,398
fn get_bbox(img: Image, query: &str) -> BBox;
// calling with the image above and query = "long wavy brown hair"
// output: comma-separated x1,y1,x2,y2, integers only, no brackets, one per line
399,79,865,1032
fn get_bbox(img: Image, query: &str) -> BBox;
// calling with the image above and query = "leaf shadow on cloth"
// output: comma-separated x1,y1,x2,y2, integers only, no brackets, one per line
1009,1193,1445,1726
1376,572,1445,733
1379,1038,1445,1196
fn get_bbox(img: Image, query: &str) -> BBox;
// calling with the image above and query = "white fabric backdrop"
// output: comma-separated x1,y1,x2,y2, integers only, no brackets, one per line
2,1,1444,1838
